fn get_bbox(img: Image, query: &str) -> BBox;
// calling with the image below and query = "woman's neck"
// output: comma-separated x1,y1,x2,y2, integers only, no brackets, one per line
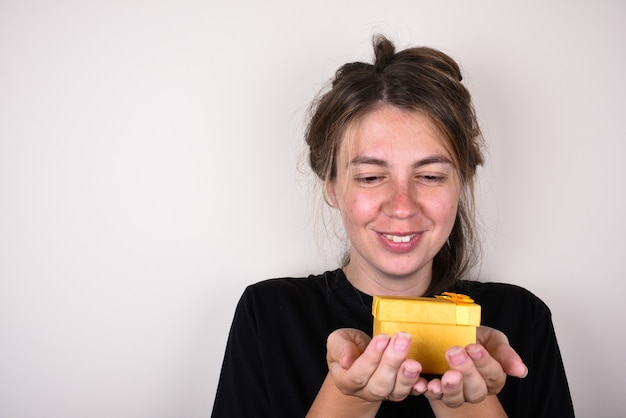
342,261,431,297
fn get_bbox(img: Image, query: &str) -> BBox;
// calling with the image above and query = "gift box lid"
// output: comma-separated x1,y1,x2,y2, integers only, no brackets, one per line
372,292,481,326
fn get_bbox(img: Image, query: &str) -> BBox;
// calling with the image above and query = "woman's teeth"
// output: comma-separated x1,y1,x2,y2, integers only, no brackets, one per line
383,234,415,243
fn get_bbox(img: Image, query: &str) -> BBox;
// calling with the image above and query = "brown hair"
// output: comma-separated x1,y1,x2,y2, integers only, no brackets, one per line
305,35,484,294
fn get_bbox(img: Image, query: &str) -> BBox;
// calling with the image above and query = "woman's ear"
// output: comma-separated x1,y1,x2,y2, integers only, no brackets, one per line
324,180,339,208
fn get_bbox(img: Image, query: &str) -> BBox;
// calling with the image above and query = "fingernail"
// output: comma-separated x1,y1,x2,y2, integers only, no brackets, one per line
445,376,461,390
414,380,428,394
430,386,442,396
520,365,529,378
404,365,419,379
448,347,466,366
394,332,411,352
375,334,390,352
466,346,482,361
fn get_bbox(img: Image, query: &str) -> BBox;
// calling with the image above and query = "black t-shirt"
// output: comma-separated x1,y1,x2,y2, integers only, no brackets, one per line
212,269,574,417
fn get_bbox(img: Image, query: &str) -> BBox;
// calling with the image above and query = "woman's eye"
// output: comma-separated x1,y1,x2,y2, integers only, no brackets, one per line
418,174,446,184
355,175,383,184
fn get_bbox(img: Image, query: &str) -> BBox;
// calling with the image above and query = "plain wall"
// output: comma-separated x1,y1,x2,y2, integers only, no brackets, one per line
1,1,624,417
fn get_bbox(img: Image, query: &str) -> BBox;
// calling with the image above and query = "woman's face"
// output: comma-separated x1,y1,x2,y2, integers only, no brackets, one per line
328,106,462,293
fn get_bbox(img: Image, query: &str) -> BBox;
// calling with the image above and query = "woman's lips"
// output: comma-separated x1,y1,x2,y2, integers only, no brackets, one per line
378,232,421,252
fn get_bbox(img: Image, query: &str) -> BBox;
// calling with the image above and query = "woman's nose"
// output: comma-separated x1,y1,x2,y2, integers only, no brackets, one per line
383,183,418,219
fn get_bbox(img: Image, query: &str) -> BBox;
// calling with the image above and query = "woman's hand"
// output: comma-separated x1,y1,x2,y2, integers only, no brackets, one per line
327,326,527,409
424,325,528,408
326,328,429,402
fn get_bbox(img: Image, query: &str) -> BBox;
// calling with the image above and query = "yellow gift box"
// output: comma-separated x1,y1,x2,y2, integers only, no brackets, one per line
372,292,481,375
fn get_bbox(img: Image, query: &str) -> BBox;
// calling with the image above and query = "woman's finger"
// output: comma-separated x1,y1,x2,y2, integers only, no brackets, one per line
440,370,465,408
445,346,488,404
386,359,422,401
477,326,528,379
362,332,413,399
465,343,507,394
424,378,443,400
327,328,374,369
328,332,390,394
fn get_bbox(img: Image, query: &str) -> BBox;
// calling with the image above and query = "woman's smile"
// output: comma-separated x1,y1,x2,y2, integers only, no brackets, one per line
378,231,421,253
381,233,417,244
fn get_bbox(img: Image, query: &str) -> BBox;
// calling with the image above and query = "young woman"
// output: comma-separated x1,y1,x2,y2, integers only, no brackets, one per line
212,36,574,417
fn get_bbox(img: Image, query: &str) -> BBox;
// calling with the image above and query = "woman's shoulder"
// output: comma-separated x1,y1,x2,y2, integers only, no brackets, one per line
456,279,543,300
239,269,347,304
454,280,553,323
233,268,368,332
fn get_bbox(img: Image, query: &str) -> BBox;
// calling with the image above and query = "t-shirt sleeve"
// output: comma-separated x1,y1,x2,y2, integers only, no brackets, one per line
523,296,575,417
211,287,269,417
473,283,575,417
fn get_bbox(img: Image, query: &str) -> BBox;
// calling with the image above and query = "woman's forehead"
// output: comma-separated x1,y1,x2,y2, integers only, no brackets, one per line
338,106,456,164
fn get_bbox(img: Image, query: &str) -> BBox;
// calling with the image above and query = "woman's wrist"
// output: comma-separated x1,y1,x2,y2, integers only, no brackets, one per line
306,373,381,418
429,395,507,418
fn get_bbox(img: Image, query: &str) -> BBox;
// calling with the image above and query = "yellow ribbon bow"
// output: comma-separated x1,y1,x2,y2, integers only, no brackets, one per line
435,292,475,304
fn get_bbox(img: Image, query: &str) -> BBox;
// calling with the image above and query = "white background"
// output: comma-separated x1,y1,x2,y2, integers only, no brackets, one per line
1,1,624,417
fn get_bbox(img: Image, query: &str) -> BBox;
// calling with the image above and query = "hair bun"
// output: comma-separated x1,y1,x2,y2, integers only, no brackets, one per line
373,35,396,72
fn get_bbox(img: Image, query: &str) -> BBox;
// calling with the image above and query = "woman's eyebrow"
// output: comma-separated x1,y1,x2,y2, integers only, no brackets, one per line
411,156,454,168
349,156,388,167
349,155,454,168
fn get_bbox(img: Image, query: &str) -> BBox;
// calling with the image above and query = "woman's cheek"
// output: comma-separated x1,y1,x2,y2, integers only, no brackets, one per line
345,192,379,220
